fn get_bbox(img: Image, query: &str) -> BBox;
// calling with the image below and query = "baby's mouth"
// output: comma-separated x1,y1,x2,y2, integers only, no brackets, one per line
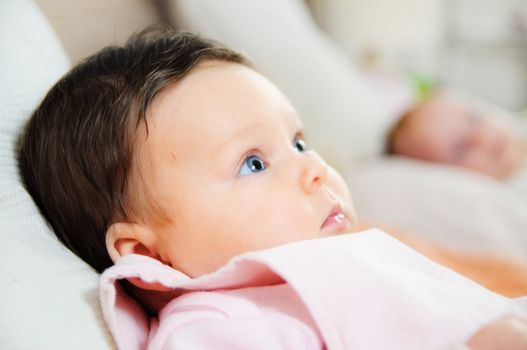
320,205,352,235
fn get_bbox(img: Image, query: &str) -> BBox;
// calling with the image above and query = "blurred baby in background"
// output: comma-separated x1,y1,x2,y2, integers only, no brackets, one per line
388,92,527,182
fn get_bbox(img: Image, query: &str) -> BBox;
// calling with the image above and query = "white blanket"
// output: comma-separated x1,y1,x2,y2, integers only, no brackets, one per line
349,156,527,263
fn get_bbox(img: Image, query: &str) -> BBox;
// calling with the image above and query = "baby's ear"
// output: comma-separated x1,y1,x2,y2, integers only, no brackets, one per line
106,223,175,293
105,222,159,263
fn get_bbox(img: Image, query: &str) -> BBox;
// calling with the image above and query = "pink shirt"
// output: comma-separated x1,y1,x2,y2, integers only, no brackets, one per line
100,229,527,349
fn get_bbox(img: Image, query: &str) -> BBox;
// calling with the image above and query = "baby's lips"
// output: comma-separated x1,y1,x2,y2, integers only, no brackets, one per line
320,204,354,234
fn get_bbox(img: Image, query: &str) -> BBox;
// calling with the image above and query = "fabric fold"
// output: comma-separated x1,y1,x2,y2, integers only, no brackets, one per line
100,229,527,349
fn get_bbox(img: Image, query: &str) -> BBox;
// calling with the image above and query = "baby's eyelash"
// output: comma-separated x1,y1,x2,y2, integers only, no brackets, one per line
294,131,306,141
239,148,262,163
293,131,308,152
237,148,269,176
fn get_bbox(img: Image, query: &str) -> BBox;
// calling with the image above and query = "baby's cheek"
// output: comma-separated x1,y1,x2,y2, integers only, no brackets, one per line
328,168,353,202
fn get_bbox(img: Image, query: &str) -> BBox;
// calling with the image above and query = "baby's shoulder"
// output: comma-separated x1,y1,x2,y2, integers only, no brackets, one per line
151,285,322,349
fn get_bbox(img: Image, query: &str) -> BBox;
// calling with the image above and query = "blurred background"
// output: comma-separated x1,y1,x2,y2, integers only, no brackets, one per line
308,0,527,112
37,0,527,112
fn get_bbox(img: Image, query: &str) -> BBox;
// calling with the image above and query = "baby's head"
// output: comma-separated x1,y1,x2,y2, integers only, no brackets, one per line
19,30,356,277
388,93,526,179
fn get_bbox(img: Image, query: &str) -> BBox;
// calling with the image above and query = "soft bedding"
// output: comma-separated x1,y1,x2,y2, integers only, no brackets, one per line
349,157,527,263
0,0,113,348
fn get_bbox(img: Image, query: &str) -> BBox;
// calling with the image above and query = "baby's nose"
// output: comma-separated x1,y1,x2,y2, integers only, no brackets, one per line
300,153,328,194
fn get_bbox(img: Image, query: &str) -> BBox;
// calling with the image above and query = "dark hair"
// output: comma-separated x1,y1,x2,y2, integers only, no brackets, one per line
17,29,250,273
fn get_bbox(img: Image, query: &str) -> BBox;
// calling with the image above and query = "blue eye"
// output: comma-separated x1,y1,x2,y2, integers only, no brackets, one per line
294,137,306,152
239,155,267,176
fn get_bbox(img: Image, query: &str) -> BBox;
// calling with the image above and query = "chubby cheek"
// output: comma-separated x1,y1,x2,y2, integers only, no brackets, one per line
236,189,314,238
461,153,501,177
226,181,318,242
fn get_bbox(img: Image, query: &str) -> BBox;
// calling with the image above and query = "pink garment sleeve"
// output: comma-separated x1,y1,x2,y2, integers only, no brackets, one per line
159,315,321,350
149,291,321,349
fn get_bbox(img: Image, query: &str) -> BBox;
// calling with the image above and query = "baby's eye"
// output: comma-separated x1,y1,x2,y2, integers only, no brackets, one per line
294,137,306,152
239,155,267,176
452,140,469,162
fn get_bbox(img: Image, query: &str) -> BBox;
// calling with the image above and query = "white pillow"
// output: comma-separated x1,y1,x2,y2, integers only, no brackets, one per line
0,0,112,348
171,0,400,173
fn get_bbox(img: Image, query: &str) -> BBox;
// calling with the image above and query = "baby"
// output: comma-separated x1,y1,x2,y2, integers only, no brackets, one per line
388,92,527,180
18,29,527,349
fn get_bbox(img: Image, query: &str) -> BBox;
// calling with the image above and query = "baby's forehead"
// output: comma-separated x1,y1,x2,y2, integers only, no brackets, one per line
147,61,299,131
412,97,469,126
141,61,301,158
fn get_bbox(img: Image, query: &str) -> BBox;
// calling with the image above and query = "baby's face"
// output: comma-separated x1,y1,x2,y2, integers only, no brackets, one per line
137,62,356,277
392,95,526,179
